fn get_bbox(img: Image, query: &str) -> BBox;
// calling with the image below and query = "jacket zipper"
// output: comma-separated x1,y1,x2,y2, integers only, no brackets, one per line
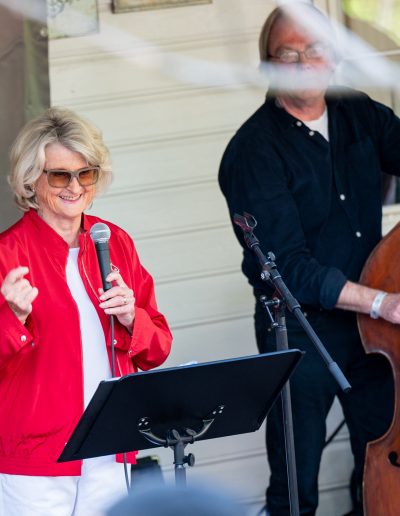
81,232,100,301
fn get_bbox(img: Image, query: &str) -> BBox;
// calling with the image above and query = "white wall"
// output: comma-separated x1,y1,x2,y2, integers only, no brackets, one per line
49,1,400,514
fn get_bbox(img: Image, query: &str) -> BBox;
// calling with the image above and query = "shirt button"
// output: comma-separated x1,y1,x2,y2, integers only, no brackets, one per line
339,194,346,201
296,121,302,127
20,335,27,342
356,231,362,238
309,130,315,136
113,339,117,345
127,350,133,357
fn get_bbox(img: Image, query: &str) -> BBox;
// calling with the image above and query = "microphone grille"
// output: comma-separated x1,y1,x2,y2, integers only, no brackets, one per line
90,222,111,243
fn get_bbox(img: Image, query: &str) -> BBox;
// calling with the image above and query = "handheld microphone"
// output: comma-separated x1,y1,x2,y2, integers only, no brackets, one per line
90,222,112,291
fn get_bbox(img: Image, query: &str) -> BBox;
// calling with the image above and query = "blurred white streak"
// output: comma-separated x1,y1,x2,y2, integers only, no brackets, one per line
333,15,400,89
1,0,399,93
345,49,400,60
263,3,400,90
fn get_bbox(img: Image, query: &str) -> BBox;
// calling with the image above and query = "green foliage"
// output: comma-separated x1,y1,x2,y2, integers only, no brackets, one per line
342,0,400,44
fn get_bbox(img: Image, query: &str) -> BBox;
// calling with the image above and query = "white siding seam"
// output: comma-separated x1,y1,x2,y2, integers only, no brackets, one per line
49,28,259,63
106,126,235,150
170,311,252,330
156,266,240,285
109,128,234,150
51,83,253,109
104,222,230,241
103,175,217,197
53,84,259,111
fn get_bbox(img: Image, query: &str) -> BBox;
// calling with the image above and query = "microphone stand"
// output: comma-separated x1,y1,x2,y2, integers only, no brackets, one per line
90,224,122,485
234,213,351,516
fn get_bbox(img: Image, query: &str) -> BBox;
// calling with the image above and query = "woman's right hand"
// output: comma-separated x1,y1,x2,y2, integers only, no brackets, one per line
0,267,39,325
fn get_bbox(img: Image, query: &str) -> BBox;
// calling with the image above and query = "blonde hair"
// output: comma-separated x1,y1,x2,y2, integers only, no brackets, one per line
259,3,337,63
9,106,113,211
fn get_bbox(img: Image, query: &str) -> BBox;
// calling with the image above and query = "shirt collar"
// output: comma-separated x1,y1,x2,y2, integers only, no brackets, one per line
264,88,342,132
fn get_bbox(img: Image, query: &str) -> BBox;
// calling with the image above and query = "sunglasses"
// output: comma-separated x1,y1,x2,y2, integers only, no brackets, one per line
43,166,100,188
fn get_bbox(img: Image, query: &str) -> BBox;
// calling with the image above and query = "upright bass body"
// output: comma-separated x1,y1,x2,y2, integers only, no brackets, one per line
358,222,400,515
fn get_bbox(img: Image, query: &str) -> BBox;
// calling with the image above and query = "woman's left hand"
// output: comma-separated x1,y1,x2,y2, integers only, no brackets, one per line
98,271,135,333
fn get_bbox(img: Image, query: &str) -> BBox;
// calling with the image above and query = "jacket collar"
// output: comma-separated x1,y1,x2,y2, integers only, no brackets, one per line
25,209,90,252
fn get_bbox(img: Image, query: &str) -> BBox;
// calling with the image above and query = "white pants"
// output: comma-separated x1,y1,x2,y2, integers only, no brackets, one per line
0,456,127,516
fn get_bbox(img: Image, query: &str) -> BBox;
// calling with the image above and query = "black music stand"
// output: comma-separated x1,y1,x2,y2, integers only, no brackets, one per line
58,350,303,486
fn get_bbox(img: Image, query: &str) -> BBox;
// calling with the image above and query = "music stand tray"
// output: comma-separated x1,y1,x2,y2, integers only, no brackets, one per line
59,350,303,483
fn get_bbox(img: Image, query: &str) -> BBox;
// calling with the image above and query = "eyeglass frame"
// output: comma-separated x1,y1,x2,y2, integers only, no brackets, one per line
268,42,331,64
42,166,100,188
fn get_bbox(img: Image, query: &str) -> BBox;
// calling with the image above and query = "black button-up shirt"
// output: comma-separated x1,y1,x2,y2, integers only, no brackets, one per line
219,89,400,309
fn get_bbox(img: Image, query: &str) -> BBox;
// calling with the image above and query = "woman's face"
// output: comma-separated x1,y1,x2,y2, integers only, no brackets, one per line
35,142,96,230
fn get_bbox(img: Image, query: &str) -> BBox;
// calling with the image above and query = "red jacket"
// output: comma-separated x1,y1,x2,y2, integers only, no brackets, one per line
0,210,172,476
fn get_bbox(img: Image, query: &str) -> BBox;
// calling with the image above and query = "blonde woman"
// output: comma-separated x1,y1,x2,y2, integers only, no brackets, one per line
0,107,172,515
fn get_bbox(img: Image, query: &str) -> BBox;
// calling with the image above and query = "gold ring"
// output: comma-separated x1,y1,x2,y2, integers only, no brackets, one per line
123,296,128,305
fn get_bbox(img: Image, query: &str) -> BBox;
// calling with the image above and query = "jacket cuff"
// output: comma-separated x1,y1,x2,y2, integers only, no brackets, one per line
0,300,35,362
320,269,348,310
109,308,157,353
130,307,155,355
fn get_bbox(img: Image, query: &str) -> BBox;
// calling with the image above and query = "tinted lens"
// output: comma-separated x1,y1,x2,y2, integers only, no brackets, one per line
47,171,71,187
78,167,98,186
45,167,99,187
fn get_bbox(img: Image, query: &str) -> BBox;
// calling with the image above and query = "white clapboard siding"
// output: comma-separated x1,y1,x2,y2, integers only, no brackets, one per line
156,273,253,332
48,0,400,514
93,181,228,239
107,130,235,192
132,226,242,285
73,87,263,149
160,300,256,367
50,41,261,106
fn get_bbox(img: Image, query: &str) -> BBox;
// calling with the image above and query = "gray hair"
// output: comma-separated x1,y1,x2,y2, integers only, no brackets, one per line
9,106,113,211
259,2,338,63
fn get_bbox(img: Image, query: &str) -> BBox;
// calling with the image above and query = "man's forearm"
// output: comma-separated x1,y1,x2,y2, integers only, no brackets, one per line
336,281,380,314
336,280,400,324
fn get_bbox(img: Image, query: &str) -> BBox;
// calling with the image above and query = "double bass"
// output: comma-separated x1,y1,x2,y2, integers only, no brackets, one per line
358,221,400,515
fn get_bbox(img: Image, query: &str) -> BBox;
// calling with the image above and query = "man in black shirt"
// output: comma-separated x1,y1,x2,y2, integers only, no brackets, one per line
219,3,400,515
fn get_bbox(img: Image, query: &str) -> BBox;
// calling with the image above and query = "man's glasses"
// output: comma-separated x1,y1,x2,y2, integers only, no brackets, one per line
268,43,330,64
43,166,100,188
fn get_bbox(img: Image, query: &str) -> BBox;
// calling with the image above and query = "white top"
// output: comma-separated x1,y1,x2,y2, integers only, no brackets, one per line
305,109,329,141
66,248,112,409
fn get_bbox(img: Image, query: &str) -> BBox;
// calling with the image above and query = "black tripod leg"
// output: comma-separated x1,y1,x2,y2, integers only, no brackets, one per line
275,308,300,516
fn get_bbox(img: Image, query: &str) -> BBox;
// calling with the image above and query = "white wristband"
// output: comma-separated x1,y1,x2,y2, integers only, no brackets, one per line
370,291,387,319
